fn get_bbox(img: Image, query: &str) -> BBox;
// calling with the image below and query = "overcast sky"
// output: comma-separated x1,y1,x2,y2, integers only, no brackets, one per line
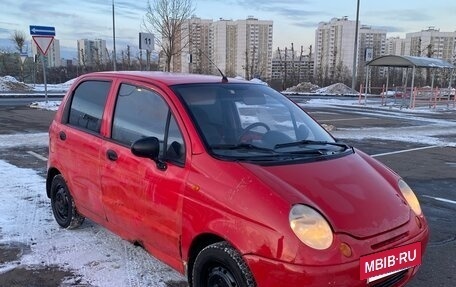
0,0,455,58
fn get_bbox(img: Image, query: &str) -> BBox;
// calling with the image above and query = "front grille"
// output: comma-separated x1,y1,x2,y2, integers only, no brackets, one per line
370,269,408,287
371,232,409,250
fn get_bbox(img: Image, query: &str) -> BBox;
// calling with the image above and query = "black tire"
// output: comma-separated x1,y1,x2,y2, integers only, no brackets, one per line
50,174,84,229
192,241,256,287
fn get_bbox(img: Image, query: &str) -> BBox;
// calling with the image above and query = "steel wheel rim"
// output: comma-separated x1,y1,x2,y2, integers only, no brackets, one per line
54,185,69,222
207,266,237,287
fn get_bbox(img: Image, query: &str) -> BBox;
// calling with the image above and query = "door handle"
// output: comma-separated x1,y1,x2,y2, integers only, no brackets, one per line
107,149,118,161
59,131,66,140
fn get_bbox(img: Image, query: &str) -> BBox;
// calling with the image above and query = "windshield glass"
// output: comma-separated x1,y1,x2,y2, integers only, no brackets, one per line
173,83,350,161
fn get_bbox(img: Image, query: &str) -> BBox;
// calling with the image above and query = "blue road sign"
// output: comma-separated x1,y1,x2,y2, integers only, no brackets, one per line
29,25,55,36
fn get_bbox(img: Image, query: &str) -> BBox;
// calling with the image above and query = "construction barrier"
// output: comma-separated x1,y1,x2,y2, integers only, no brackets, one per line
411,87,456,109
358,84,455,110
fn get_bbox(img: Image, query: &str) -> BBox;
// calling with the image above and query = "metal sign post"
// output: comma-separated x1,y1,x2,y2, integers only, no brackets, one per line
30,25,55,104
40,52,48,103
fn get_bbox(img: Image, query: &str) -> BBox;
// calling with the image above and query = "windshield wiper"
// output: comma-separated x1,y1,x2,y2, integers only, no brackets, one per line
274,140,351,150
212,143,277,154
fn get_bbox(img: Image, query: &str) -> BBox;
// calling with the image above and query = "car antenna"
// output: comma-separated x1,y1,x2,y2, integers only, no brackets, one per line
194,44,228,83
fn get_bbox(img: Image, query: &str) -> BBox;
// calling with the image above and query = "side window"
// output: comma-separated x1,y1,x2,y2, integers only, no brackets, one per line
112,84,168,147
112,84,185,164
68,80,110,133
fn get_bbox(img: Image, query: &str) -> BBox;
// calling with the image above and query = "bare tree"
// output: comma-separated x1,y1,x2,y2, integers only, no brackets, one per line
10,31,28,81
143,0,195,72
11,30,27,53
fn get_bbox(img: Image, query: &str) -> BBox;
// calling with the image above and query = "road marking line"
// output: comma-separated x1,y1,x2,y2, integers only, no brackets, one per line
372,145,439,158
423,195,456,205
319,117,371,122
27,151,48,161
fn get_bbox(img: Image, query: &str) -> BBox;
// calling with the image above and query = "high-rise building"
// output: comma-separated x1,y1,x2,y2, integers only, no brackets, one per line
178,17,213,74
314,17,387,83
405,27,456,63
175,16,273,80
211,19,239,77
358,25,387,79
232,16,273,80
386,37,406,56
271,47,314,83
32,38,61,67
77,39,108,68
314,17,357,81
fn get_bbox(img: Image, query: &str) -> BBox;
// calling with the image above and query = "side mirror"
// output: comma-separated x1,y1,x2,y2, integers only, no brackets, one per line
131,137,160,159
131,137,167,170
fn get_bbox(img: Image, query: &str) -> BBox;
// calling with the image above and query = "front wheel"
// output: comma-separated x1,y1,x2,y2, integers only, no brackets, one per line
192,241,256,287
50,174,84,229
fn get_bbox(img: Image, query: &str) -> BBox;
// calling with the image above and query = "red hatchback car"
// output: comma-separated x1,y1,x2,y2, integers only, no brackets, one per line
47,71,429,287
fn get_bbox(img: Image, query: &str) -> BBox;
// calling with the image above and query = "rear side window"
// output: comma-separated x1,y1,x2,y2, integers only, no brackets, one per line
68,81,111,133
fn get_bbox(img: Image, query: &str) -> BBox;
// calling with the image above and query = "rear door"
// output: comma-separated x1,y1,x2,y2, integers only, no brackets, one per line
100,82,187,262
56,80,111,220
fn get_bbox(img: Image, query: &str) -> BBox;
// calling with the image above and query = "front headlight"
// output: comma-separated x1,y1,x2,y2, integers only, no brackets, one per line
289,204,333,250
399,179,422,215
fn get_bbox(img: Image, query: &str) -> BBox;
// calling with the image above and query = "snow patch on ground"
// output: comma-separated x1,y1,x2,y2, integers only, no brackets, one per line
0,159,186,286
0,75,75,93
302,98,455,115
30,101,60,111
314,83,358,95
284,82,320,93
332,125,456,147
0,133,48,149
0,76,32,92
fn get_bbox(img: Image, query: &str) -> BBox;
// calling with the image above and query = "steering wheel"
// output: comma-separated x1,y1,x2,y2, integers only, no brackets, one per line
238,122,271,143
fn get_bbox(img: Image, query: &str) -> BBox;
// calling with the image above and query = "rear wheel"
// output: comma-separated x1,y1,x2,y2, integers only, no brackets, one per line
50,175,84,229
192,241,256,287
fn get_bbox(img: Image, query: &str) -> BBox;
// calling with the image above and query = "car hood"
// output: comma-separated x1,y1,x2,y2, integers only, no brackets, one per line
239,152,410,238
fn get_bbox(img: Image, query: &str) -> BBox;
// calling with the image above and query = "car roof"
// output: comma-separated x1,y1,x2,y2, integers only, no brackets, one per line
82,71,252,86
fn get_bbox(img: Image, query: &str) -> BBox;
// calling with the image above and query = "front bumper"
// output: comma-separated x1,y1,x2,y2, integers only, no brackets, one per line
244,225,429,287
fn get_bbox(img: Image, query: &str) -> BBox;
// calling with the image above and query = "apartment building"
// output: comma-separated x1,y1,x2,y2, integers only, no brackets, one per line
358,25,387,79
386,37,406,56
211,19,240,77
271,47,314,82
175,16,273,80
177,17,213,74
77,39,108,68
314,17,387,82
32,38,61,67
314,17,357,81
405,27,456,63
234,16,273,80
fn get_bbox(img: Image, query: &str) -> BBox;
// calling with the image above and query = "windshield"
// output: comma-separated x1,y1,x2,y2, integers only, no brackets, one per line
173,83,351,162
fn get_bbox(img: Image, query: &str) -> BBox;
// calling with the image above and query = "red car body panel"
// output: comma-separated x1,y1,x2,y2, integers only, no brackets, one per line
47,72,429,286
240,153,411,238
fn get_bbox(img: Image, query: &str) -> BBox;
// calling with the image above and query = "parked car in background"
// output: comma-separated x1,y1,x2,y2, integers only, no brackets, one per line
47,71,429,287
381,89,404,98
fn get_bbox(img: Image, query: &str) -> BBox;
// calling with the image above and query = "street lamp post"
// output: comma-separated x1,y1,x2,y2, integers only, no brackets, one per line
351,0,360,91
112,0,117,71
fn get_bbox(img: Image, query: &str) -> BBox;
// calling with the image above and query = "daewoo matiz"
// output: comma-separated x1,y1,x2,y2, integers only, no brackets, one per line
47,71,429,287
